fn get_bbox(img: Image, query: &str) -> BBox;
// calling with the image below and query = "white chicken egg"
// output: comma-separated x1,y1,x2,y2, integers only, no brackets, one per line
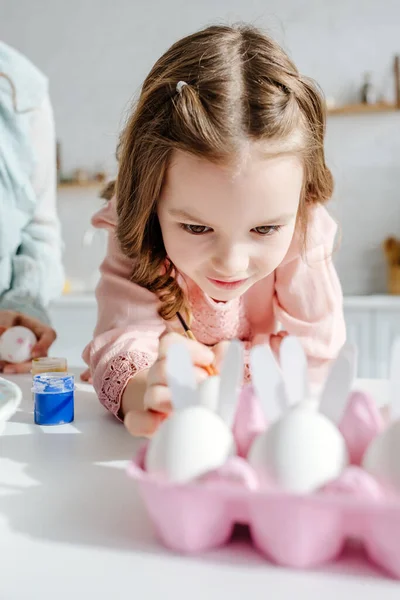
145,339,244,484
145,405,236,483
248,407,348,494
0,326,37,363
248,338,355,494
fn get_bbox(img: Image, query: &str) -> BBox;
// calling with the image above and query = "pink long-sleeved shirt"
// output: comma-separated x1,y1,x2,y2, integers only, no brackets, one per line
83,197,346,418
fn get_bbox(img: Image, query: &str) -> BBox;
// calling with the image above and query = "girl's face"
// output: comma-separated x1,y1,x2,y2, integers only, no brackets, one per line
157,146,304,301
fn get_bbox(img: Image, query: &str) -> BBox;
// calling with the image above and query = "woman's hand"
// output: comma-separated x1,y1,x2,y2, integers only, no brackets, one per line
0,310,56,374
123,332,222,438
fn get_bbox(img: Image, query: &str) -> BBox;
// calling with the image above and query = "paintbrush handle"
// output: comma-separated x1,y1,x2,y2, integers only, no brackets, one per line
176,311,218,376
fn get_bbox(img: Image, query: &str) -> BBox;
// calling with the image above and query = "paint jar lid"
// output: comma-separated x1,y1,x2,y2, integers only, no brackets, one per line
32,373,75,394
32,357,68,375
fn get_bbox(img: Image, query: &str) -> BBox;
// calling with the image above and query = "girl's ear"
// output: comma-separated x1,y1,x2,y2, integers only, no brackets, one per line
280,336,308,406
390,337,400,420
166,342,198,410
250,343,283,422
216,340,244,428
319,343,357,424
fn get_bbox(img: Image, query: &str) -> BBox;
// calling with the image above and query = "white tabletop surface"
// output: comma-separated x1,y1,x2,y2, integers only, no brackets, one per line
0,372,398,600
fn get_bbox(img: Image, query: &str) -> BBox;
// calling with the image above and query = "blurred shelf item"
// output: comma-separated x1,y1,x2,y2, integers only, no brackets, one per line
328,55,400,117
57,165,107,190
58,180,103,190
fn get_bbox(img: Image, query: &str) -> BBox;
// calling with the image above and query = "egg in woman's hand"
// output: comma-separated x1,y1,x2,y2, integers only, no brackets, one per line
0,326,37,363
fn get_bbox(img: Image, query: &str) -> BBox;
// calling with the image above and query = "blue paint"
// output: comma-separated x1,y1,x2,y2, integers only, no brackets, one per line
33,373,75,425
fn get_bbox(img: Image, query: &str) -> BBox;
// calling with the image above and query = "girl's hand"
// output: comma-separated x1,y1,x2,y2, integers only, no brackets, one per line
252,331,289,361
0,310,56,374
124,332,217,438
80,368,93,384
269,331,289,357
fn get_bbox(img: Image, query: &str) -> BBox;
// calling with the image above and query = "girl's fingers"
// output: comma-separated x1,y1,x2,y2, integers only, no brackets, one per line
276,330,289,339
251,334,271,350
80,368,92,383
158,332,214,364
124,409,166,438
270,334,284,358
251,331,290,360
212,340,230,370
147,356,208,387
143,383,173,413
269,330,290,359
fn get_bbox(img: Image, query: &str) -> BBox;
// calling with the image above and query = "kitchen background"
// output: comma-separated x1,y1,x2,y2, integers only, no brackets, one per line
2,0,400,375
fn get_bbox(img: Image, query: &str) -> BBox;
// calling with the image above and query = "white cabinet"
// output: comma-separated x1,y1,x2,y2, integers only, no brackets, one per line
374,311,400,378
344,296,400,379
48,296,97,368
343,308,374,378
48,294,400,376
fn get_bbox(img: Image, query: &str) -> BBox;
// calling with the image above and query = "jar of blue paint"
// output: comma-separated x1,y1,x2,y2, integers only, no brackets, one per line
33,373,75,425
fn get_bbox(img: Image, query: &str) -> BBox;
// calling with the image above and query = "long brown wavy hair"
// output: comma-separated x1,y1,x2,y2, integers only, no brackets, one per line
113,24,333,321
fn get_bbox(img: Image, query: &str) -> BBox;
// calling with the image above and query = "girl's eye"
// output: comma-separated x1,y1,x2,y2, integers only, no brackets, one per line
252,225,281,236
181,224,212,235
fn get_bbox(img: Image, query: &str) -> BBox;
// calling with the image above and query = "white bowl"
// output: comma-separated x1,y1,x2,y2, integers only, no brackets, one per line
0,377,22,433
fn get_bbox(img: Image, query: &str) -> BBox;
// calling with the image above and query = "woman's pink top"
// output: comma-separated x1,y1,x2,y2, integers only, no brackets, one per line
83,197,346,418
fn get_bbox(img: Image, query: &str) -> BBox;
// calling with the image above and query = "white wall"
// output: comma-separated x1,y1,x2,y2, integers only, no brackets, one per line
2,0,400,295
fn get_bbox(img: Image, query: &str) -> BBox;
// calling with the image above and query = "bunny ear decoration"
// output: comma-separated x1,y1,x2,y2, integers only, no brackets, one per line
216,340,244,428
389,337,400,420
341,342,358,382
319,343,357,425
250,343,283,422
279,336,308,406
165,342,198,411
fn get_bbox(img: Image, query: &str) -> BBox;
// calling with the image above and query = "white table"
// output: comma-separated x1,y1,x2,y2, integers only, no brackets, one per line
0,373,398,599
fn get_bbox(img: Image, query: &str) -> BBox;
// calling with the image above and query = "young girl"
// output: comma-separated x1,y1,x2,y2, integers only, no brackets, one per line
83,24,345,437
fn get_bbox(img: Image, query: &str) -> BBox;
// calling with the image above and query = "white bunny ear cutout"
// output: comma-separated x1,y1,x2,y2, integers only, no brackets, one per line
280,336,308,406
250,344,283,422
389,337,400,420
319,343,357,424
216,340,244,428
165,342,198,411
340,342,358,382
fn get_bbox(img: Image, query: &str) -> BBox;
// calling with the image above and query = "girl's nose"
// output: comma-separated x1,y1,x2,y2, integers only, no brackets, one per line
210,244,249,277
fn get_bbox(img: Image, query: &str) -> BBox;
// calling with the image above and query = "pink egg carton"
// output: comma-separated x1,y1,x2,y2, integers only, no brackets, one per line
128,385,400,579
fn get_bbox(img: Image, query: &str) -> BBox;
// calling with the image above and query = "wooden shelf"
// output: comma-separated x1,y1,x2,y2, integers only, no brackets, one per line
328,55,400,117
328,101,399,116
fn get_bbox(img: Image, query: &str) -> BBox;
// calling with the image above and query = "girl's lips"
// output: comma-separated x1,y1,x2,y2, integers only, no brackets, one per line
207,277,248,290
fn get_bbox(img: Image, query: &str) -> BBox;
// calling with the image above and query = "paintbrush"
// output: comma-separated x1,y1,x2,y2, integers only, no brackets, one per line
176,312,218,376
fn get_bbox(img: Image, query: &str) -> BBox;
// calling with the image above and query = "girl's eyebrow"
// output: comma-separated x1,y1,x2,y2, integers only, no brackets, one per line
261,212,297,224
168,207,296,225
168,208,206,222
